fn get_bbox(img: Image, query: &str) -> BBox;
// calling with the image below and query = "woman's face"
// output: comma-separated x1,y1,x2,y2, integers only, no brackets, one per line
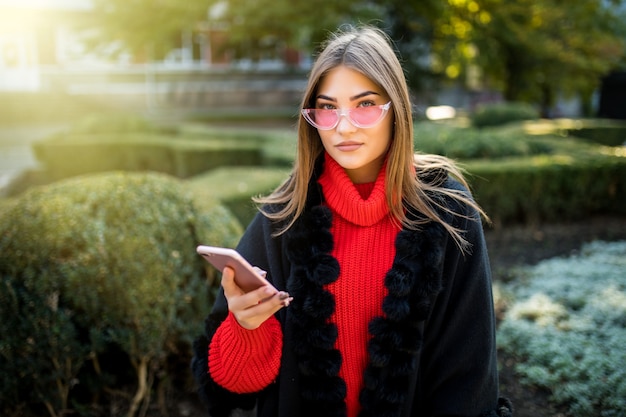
314,65,393,184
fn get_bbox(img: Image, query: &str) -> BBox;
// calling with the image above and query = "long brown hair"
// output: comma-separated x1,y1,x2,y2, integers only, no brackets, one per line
254,25,487,250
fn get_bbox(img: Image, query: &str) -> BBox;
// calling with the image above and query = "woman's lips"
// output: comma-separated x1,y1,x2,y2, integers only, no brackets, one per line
336,142,362,152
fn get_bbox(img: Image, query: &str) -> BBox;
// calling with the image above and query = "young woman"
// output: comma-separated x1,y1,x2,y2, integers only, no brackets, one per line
192,25,513,417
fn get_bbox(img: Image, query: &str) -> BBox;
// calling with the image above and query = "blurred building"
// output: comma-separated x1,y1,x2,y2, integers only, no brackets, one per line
0,0,94,91
0,0,306,114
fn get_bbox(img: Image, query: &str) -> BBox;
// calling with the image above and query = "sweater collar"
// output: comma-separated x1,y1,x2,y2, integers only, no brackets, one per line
318,152,390,227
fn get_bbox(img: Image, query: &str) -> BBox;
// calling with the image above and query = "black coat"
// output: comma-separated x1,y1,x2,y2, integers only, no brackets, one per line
192,166,513,417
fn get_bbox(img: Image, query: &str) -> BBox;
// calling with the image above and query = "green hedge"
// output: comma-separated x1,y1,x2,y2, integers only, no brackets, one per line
0,171,242,417
411,121,626,227
471,102,540,128
187,166,291,226
414,123,552,159
466,151,626,226
31,132,262,181
566,120,626,147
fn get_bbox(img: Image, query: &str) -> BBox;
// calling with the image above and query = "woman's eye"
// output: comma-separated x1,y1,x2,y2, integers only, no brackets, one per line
358,100,376,108
318,103,336,110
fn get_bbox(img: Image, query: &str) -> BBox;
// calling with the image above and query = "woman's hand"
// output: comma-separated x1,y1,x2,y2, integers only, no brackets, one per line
221,266,292,330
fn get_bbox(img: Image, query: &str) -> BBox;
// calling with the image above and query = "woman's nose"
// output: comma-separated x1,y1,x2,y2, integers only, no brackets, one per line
335,113,357,133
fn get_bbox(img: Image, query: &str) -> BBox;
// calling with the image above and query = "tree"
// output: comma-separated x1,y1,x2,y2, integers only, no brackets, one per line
430,0,626,115
374,0,445,94
204,0,382,62
82,0,380,62
81,0,626,115
82,0,209,60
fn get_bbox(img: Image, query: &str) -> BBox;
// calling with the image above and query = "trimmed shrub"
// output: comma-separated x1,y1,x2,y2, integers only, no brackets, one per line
466,152,626,226
187,166,290,226
471,102,540,128
411,121,626,227
566,120,626,147
32,133,263,182
0,274,90,417
414,122,553,159
0,171,242,417
498,240,626,416
67,113,169,135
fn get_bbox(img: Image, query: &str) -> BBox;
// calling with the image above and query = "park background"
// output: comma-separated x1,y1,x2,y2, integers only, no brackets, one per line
1,1,625,416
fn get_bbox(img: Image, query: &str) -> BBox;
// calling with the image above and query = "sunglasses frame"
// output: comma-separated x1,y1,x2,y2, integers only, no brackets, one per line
301,101,392,130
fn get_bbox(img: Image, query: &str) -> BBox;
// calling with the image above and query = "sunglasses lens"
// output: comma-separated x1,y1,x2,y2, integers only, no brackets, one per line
350,106,384,127
310,109,339,129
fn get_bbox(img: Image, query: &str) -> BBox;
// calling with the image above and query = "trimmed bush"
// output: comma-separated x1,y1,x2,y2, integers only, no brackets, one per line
187,166,290,226
412,121,626,227
566,120,626,147
466,151,626,226
0,171,242,417
32,133,263,182
471,102,540,128
67,113,170,135
498,240,626,416
414,122,553,159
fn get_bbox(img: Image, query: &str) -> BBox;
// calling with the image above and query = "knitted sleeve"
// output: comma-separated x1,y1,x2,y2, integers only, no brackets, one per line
209,311,283,394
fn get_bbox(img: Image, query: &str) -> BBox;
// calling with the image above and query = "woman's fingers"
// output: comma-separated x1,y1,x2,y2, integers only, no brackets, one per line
221,266,243,299
221,266,293,330
234,290,293,330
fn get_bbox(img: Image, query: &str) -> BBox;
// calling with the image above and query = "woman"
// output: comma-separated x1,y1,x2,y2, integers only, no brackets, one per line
192,25,513,417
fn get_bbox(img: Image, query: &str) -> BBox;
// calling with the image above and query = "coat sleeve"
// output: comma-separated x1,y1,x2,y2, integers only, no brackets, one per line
415,189,512,416
192,212,282,417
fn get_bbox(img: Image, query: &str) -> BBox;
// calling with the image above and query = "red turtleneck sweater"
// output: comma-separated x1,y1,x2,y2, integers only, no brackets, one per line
209,153,400,417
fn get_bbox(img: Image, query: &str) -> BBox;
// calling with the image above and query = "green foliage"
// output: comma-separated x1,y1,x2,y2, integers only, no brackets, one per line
0,275,90,416
498,240,626,416
30,131,263,185
471,102,540,128
82,0,209,59
566,120,626,147
0,171,242,416
84,0,377,59
464,0,625,106
414,122,551,158
179,122,297,167
411,120,626,226
187,166,290,226
467,151,626,225
67,113,173,135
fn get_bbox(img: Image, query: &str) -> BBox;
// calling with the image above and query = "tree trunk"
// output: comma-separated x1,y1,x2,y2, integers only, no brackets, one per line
127,356,149,417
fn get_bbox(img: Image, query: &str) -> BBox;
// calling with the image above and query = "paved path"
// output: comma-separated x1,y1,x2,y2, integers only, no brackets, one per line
0,124,67,194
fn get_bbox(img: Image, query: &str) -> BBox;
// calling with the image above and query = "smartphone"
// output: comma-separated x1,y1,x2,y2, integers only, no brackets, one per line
196,245,275,293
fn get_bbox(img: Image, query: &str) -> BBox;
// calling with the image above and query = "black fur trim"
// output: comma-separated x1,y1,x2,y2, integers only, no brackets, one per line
481,397,514,417
285,205,346,417
283,189,450,417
